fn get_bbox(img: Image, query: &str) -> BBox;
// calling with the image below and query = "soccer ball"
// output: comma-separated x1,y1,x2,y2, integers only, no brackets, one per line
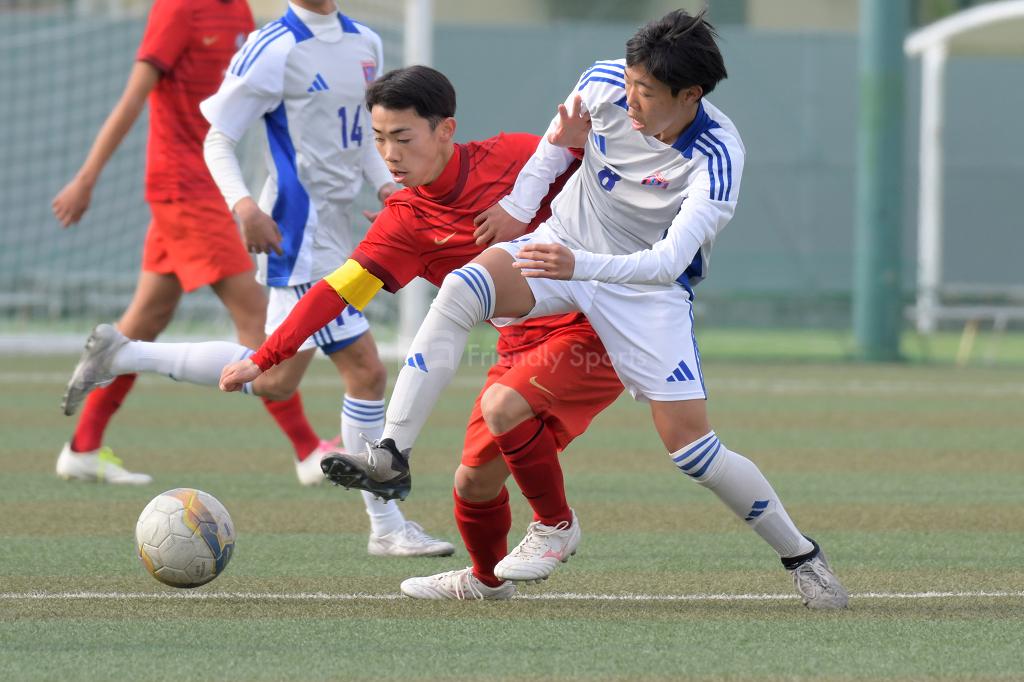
135,488,235,588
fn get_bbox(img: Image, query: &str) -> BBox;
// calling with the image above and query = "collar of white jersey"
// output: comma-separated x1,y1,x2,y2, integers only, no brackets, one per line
670,101,719,159
286,2,361,43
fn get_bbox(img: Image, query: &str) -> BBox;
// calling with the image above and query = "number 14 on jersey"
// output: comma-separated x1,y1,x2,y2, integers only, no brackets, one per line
338,105,363,148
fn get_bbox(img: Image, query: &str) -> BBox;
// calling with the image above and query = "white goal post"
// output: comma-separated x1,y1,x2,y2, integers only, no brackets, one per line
904,0,1024,334
396,0,434,357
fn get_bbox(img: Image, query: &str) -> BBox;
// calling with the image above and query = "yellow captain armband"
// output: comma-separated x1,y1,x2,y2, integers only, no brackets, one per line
323,259,384,311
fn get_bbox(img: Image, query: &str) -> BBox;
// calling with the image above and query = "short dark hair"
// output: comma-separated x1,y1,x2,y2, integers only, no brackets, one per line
625,8,727,97
365,65,456,129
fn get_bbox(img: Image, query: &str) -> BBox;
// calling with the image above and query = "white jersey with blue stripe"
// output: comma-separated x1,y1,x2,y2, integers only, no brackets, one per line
200,3,391,287
500,58,745,290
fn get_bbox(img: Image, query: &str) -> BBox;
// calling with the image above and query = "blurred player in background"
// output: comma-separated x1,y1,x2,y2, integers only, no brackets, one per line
52,0,282,485
61,1,452,557
219,65,625,599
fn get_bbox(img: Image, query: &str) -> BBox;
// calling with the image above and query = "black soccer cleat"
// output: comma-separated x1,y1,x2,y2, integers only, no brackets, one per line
321,437,412,501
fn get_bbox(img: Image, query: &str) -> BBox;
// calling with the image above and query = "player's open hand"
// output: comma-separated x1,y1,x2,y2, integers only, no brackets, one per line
220,358,262,392
235,198,283,256
548,94,591,149
52,177,93,228
473,203,529,246
514,243,575,279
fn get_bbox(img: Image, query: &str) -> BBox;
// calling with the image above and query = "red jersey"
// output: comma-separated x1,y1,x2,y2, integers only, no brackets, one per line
250,132,588,371
352,132,587,362
136,0,253,202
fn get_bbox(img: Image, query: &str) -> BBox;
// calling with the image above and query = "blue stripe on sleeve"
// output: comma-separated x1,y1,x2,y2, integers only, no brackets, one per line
580,66,626,82
698,136,725,201
702,131,734,201
577,76,625,92
692,141,717,200
236,25,288,76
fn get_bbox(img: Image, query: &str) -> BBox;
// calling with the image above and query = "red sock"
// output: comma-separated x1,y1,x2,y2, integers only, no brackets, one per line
454,487,511,588
261,392,320,459
495,417,572,527
70,374,137,452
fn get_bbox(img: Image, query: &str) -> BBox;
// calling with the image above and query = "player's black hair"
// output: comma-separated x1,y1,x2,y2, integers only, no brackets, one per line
625,8,727,97
365,65,456,129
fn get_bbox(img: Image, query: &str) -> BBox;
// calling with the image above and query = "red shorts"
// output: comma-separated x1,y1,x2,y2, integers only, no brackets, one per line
142,198,253,292
461,323,623,467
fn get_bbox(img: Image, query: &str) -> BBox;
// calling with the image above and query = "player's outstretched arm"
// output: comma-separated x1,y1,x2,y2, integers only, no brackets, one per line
52,62,159,228
233,257,385,386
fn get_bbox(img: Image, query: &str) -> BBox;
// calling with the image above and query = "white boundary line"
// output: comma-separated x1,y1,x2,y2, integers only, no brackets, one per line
2,590,1022,602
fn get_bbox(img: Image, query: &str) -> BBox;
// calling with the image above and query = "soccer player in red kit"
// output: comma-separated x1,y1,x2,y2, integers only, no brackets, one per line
220,66,624,599
54,0,325,483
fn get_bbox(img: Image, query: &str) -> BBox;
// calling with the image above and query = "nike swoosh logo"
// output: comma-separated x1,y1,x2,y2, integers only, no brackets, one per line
529,376,557,397
202,35,218,46
433,232,457,245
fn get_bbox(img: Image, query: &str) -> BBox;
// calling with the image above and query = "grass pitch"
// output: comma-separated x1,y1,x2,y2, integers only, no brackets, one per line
2,332,1023,681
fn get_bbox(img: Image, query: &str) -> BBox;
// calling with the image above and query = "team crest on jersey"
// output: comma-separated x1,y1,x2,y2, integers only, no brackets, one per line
641,172,670,189
362,61,377,83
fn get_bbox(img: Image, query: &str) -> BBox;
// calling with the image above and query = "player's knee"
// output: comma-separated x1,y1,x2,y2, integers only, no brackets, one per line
434,265,495,328
480,384,535,435
454,463,505,502
344,357,387,399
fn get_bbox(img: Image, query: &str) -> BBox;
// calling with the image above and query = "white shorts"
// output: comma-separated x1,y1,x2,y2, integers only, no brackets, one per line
266,283,370,355
490,223,706,402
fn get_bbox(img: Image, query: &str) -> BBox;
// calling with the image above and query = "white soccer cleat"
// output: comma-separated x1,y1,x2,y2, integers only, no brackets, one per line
494,509,581,583
62,323,128,416
789,542,849,609
368,520,456,557
400,567,515,600
295,437,341,486
56,442,152,485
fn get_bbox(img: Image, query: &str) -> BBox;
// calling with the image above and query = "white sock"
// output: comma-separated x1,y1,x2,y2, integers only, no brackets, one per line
111,340,253,388
671,431,814,559
382,264,494,451
342,395,405,536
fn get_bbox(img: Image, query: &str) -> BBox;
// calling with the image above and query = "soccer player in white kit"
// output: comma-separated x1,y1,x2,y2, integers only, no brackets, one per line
62,0,453,558
318,9,849,606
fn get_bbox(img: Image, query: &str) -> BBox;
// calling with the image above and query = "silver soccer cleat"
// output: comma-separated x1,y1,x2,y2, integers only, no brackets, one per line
320,437,412,501
62,323,128,416
789,539,849,609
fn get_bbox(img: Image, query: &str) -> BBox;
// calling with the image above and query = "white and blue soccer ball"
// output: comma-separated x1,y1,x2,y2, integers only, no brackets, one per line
135,488,235,588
